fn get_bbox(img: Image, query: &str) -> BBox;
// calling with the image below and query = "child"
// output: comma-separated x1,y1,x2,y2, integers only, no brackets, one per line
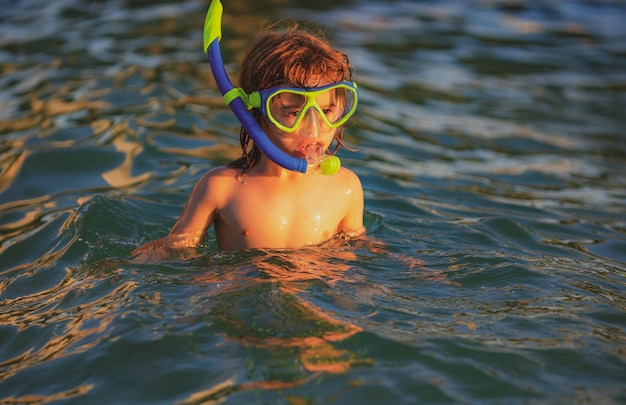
131,22,364,260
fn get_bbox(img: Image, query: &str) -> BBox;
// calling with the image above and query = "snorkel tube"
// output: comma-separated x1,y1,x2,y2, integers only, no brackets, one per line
203,0,340,175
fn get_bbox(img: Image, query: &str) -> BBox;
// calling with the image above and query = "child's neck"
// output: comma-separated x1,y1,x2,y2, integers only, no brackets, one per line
250,156,307,180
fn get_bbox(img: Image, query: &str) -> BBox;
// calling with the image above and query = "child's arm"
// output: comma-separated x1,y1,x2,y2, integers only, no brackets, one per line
130,171,219,263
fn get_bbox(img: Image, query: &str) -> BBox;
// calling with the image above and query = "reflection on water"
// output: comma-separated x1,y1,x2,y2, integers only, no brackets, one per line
188,250,369,397
1,0,625,403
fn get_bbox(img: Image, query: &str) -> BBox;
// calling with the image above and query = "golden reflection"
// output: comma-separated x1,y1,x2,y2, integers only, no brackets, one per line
0,267,137,382
142,128,241,162
0,384,94,404
0,196,57,259
135,113,177,129
0,209,41,254
100,123,152,188
0,115,42,134
0,68,111,136
0,138,27,194
500,15,543,34
0,57,111,138
177,375,318,405
192,247,371,389
157,142,240,162
91,119,112,136
30,98,110,117
173,95,225,109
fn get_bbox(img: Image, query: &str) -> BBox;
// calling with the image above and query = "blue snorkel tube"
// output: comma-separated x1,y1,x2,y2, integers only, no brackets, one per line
203,0,312,173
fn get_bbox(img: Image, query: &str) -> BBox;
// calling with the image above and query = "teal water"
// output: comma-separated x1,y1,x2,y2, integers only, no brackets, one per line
1,0,625,403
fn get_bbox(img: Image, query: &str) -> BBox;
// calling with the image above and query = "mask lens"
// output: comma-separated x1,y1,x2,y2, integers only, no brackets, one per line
268,91,306,130
316,87,356,126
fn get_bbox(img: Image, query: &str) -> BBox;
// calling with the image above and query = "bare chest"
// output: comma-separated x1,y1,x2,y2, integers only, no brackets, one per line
215,180,345,250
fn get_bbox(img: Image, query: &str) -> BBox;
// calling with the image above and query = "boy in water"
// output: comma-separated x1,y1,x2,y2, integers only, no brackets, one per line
132,22,364,260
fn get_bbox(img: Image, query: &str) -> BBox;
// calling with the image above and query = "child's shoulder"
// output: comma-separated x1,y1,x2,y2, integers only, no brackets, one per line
205,165,240,177
197,165,242,188
338,166,362,185
190,165,243,207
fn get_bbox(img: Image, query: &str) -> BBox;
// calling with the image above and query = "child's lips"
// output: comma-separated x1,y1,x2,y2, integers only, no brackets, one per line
299,143,324,160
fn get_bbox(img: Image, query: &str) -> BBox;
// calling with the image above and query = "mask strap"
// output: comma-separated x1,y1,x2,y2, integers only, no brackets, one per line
223,88,261,110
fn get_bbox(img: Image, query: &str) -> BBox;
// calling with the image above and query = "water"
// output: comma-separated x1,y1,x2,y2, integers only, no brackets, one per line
1,0,625,403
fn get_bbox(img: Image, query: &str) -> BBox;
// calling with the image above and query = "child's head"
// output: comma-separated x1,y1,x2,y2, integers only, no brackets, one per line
239,22,351,91
230,21,354,172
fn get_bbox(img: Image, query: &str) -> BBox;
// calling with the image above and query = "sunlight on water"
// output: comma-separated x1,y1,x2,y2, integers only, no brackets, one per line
1,0,625,403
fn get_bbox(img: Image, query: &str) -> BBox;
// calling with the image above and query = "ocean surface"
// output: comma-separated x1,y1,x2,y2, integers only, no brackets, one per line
1,0,625,403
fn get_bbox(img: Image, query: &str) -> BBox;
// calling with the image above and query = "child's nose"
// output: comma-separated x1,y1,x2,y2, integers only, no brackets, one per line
298,108,323,138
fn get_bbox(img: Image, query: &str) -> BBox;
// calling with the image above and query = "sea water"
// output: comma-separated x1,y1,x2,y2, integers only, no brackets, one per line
0,0,625,403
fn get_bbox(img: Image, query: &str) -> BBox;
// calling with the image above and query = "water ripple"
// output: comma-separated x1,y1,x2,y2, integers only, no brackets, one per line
1,0,625,403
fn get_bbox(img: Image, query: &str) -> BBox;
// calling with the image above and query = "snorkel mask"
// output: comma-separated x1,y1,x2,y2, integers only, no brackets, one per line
203,0,353,175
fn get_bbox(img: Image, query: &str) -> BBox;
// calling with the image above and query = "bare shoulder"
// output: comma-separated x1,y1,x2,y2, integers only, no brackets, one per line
335,166,364,207
197,165,242,189
337,166,364,193
202,165,240,180
338,166,361,182
188,165,242,208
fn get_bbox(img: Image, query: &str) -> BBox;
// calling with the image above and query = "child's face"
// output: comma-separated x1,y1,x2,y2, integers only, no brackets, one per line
264,78,339,158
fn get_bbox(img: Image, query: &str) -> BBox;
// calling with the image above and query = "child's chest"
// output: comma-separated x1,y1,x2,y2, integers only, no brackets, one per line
217,180,345,249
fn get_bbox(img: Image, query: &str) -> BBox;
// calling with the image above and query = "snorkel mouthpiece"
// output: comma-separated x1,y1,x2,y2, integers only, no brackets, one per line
303,143,341,175
203,0,339,175
319,155,341,175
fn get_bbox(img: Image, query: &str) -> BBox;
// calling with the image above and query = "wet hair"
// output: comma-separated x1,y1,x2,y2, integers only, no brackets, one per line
227,21,354,173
